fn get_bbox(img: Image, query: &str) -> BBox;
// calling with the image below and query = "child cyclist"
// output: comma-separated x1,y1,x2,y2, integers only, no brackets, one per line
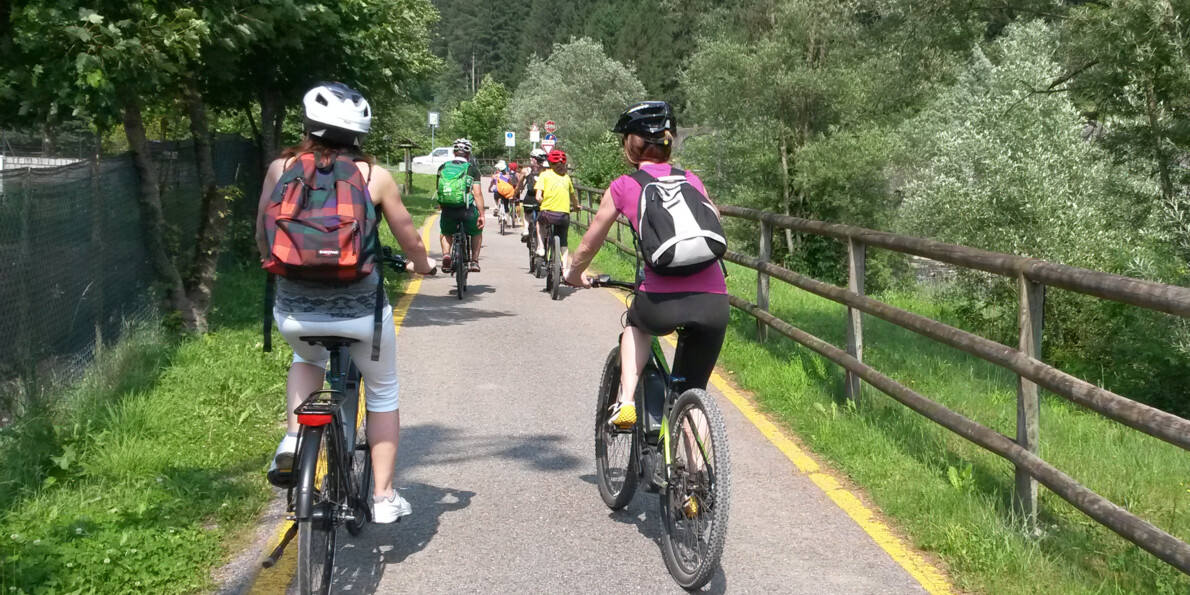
563,101,728,429
534,149,580,268
517,149,548,242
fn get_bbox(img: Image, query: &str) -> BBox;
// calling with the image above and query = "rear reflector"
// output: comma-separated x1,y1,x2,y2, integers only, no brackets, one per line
298,413,333,427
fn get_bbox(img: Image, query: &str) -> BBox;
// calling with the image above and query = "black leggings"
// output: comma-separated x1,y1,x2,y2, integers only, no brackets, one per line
626,292,730,393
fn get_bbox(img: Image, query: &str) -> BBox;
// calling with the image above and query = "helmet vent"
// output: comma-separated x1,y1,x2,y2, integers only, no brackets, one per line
315,94,329,106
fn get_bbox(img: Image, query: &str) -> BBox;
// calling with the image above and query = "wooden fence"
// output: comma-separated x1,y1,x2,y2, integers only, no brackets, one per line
570,184,1190,576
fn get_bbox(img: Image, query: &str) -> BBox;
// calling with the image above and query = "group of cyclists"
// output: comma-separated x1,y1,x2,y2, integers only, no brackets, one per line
257,83,728,542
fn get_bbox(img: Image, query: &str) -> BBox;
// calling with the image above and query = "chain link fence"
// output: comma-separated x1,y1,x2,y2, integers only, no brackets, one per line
0,136,260,419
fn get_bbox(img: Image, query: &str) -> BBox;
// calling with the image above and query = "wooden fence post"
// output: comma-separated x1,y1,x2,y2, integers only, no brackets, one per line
756,220,773,342
1015,277,1045,533
845,239,866,402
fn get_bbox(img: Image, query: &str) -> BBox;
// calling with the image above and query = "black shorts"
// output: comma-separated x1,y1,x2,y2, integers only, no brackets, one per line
626,291,730,393
538,211,570,248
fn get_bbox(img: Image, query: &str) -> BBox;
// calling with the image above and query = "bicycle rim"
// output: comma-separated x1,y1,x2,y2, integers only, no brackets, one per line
297,430,338,595
660,389,731,590
595,347,638,509
454,239,465,299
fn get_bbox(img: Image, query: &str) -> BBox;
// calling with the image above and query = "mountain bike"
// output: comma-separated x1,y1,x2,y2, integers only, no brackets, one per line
498,199,508,236
542,221,564,301
442,207,472,299
262,248,418,595
590,275,732,590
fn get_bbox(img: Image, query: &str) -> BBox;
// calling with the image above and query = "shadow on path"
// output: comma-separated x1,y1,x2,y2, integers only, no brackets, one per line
329,482,476,594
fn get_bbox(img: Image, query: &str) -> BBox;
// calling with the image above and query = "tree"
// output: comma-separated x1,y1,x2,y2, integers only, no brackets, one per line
508,38,645,149
449,74,508,156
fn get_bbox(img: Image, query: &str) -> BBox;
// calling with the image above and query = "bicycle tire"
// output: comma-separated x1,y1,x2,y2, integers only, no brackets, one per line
499,208,506,235
550,235,562,301
594,346,639,509
659,389,731,590
296,426,338,595
454,234,466,299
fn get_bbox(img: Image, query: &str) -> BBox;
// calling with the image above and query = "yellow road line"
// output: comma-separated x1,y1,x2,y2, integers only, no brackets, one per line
248,215,438,595
603,289,954,595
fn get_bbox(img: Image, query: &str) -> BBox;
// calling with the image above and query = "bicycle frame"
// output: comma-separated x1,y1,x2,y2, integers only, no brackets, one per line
291,345,362,523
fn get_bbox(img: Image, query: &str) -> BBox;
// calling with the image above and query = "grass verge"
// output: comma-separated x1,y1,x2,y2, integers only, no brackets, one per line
579,233,1190,595
0,185,436,594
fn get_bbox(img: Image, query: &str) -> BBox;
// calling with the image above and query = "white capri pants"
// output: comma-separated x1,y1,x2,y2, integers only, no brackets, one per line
274,305,400,412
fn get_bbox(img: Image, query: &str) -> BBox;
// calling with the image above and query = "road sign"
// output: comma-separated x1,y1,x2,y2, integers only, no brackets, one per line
504,131,516,148
544,120,557,133
428,111,439,127
541,133,556,152
529,124,540,143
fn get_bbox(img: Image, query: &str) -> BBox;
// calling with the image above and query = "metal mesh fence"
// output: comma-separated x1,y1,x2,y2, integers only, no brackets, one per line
0,136,259,417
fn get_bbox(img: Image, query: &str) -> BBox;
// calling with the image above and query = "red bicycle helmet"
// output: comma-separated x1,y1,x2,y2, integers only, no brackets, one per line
547,149,567,164
509,162,519,171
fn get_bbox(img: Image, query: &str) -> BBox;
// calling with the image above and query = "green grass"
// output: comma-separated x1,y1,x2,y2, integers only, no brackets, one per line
581,237,1190,595
0,183,437,594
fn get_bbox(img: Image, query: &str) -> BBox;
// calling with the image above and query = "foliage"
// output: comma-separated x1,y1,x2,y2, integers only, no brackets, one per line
507,38,646,150
448,74,509,156
570,132,629,188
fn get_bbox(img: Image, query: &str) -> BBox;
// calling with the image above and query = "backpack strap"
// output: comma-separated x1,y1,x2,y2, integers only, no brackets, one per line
629,167,657,188
372,251,384,361
262,273,276,352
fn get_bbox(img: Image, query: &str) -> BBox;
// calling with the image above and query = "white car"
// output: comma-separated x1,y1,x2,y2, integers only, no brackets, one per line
411,147,455,168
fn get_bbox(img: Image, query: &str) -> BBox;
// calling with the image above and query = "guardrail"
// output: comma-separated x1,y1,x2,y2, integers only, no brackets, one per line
570,184,1190,576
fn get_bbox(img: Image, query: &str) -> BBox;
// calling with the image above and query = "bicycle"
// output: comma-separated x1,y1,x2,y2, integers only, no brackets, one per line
441,207,473,299
589,275,732,590
497,198,518,236
262,247,418,595
541,221,564,301
525,209,542,277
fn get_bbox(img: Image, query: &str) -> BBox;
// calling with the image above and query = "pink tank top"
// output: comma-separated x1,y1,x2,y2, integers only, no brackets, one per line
608,163,727,294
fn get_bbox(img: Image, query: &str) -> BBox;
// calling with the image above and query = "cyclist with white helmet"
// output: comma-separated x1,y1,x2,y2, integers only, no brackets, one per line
490,160,519,228
437,138,485,272
517,148,548,242
255,82,436,523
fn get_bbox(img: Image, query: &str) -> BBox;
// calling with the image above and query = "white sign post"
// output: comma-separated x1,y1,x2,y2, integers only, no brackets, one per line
541,133,557,152
504,131,516,147
529,124,540,145
428,110,440,148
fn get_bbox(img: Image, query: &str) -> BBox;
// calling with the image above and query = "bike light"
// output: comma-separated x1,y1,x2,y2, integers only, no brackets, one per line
298,413,334,427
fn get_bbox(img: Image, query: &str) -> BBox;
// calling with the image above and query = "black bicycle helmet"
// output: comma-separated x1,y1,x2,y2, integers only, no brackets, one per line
612,101,676,143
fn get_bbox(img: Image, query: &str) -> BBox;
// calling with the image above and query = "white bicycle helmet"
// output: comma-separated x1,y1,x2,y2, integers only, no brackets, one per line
495,160,507,172
303,82,371,146
530,148,547,162
453,138,473,155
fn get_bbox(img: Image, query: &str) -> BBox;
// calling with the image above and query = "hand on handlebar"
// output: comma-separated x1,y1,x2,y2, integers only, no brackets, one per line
409,257,437,276
563,266,592,288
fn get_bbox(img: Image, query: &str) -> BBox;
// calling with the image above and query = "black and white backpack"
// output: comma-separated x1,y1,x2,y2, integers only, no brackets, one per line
631,166,727,276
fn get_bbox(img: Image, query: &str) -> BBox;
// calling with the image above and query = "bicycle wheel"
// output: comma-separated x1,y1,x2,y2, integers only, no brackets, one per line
454,235,466,299
659,389,731,590
297,427,338,595
594,346,638,509
550,235,562,301
499,206,506,235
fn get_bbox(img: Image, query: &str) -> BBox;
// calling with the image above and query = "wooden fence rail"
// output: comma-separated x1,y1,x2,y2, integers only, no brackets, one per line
570,184,1190,576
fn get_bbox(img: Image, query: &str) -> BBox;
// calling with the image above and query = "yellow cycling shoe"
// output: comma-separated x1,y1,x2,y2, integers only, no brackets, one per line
609,402,637,430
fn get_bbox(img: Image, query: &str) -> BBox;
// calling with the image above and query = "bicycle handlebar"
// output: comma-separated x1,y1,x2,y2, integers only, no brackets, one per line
588,275,637,291
381,246,438,276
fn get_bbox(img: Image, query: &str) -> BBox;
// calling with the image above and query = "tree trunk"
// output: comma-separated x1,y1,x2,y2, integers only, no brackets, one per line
779,133,796,257
259,89,284,164
184,80,227,333
121,95,196,329
1146,80,1175,205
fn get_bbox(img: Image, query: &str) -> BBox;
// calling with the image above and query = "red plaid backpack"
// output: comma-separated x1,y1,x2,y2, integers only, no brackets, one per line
262,153,379,281
262,153,386,360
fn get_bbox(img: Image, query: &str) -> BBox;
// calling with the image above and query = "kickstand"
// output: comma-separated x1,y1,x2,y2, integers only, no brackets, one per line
261,522,298,568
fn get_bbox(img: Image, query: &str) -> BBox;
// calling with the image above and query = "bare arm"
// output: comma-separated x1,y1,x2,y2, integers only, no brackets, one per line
565,189,619,286
471,182,485,228
255,158,287,260
370,165,435,274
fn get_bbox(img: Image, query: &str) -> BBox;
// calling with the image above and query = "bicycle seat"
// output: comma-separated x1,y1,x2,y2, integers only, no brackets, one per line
299,336,360,349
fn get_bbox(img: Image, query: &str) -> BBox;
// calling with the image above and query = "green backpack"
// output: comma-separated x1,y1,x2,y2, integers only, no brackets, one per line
436,161,473,207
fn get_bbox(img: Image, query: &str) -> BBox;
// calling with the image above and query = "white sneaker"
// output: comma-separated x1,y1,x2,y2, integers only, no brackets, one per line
536,246,545,257
266,434,298,487
373,492,412,524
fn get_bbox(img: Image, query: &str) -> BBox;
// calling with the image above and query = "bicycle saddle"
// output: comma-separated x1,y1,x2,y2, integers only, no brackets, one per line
299,336,360,349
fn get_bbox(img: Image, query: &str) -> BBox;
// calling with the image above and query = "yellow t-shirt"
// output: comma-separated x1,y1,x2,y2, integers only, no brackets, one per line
535,169,574,213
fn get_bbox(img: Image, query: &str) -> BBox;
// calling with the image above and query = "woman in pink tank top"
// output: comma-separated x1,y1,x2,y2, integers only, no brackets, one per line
565,101,730,428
